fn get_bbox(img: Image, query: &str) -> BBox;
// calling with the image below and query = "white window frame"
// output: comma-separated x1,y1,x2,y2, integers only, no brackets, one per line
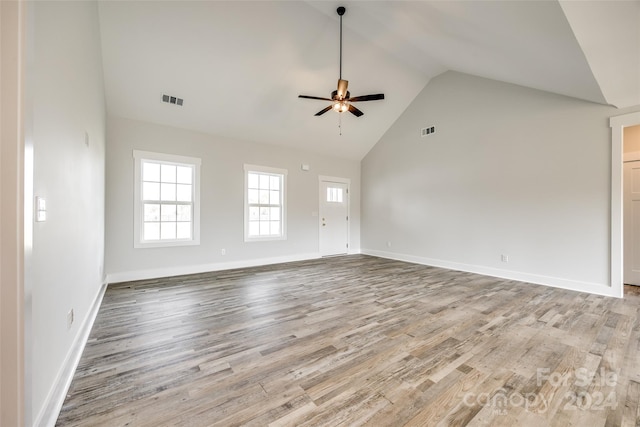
244,164,287,242
133,150,201,248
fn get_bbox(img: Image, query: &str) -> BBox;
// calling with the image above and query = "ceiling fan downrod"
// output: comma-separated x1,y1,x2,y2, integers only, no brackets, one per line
338,6,345,81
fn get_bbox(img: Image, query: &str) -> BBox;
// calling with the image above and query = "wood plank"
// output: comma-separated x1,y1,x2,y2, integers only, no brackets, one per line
56,255,640,426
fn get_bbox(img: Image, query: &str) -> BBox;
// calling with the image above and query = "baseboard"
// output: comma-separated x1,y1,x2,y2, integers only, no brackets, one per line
105,252,322,284
362,249,621,298
34,281,108,427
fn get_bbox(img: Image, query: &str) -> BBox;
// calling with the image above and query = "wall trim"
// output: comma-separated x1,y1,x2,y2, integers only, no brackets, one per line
362,249,620,298
35,282,107,427
106,252,322,284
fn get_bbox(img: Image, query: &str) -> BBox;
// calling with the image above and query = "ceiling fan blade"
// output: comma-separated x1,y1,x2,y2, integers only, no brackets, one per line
348,94,385,102
299,95,333,101
315,105,333,116
348,104,364,117
337,79,349,99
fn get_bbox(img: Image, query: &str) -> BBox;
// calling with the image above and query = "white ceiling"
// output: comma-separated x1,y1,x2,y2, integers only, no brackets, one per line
98,1,640,160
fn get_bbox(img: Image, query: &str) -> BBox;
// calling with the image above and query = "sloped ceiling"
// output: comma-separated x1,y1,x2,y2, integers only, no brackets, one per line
98,1,640,161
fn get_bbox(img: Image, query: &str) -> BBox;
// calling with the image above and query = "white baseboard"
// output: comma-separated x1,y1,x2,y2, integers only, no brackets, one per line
105,252,323,284
362,249,621,298
35,281,108,427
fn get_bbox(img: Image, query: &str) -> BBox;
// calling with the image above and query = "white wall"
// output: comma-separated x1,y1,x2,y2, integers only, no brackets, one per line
29,1,106,424
105,116,360,282
624,125,640,153
361,71,626,295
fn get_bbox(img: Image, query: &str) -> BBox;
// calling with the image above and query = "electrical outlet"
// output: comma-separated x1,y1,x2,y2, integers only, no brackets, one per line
67,309,74,329
221,248,226,255
501,254,509,263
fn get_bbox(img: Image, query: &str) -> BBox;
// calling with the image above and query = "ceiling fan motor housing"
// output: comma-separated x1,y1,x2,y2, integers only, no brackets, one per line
331,90,350,101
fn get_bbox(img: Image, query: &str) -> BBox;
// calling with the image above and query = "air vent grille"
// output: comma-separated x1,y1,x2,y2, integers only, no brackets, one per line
421,126,435,137
162,94,184,106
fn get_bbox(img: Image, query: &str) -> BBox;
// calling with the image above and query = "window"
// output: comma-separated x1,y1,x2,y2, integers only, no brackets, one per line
244,164,287,241
133,150,201,248
326,187,344,203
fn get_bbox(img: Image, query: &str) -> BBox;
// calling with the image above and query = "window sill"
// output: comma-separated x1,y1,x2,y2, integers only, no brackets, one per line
244,235,287,243
134,239,200,249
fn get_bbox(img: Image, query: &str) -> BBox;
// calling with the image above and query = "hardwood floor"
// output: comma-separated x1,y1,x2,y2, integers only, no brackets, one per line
57,255,640,426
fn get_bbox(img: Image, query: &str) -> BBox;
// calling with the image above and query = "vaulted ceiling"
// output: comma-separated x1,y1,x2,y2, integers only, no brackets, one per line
98,1,640,160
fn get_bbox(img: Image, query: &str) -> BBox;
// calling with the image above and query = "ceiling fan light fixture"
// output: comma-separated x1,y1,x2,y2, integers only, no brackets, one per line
333,101,349,113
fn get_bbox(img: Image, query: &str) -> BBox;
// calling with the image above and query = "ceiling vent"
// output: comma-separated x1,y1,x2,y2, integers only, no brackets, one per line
421,126,435,137
162,94,183,106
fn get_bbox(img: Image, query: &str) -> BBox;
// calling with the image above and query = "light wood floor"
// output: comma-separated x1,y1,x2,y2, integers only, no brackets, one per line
57,255,640,426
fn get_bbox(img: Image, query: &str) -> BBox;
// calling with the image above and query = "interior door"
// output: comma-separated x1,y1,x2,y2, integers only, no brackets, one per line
624,160,640,285
319,180,349,256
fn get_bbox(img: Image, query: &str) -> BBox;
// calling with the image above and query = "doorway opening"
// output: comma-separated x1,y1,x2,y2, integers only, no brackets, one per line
622,125,640,286
611,111,640,298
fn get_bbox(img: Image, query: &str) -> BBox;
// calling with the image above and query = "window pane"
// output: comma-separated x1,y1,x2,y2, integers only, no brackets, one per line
161,204,177,221
177,205,191,221
248,173,259,189
259,221,271,235
142,162,160,182
259,174,269,189
161,183,176,201
270,175,280,191
161,164,176,183
176,222,191,239
249,207,259,221
270,221,280,235
327,187,343,203
176,184,192,202
259,190,269,204
160,222,176,240
176,166,192,184
249,221,259,236
143,222,160,241
260,207,269,221
248,189,259,204
270,190,280,205
143,182,160,201
270,207,280,221
144,204,160,221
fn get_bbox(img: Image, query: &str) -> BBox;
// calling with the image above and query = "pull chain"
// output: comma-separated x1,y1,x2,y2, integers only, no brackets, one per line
339,113,342,136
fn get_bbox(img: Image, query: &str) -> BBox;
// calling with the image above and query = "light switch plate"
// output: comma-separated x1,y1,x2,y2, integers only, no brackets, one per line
35,196,47,222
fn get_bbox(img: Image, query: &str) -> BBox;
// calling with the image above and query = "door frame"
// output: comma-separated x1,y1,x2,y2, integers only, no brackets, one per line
1,0,26,425
611,111,640,298
318,175,350,256
622,157,640,284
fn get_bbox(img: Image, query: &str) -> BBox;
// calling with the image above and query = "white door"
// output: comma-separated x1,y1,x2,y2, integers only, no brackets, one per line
624,160,640,285
319,180,349,256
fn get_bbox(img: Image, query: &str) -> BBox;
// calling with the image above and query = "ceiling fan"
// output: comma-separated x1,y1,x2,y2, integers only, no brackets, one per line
299,6,384,118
